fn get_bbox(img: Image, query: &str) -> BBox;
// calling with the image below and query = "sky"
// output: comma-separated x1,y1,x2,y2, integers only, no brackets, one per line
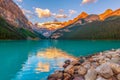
13,0,120,24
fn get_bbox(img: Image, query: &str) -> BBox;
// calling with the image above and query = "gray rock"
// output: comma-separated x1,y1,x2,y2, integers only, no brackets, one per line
73,76,84,80
64,65,73,72
63,63,69,68
64,65,74,75
78,66,87,76
96,76,107,80
96,63,113,79
109,62,120,74
71,60,81,66
63,73,72,80
83,62,91,69
115,49,120,52
109,57,120,64
64,60,71,64
47,71,63,80
117,74,120,80
85,68,97,80
91,62,99,68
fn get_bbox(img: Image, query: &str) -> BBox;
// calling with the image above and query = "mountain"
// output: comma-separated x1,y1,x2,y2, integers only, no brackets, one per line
33,22,65,38
62,9,120,28
63,12,88,27
0,0,44,40
99,9,113,20
84,14,100,23
99,9,120,20
0,0,31,28
33,8,120,39
50,16,120,39
106,9,120,18
0,16,41,40
50,8,120,39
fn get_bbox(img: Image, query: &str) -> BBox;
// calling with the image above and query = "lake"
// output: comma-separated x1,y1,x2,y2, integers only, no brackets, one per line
0,40,120,80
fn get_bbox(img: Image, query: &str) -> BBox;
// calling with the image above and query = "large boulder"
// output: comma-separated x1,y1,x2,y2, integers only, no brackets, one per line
82,62,91,69
115,49,120,53
78,66,87,76
91,62,99,68
64,72,72,80
73,76,84,80
117,74,120,80
96,63,113,79
64,60,71,64
96,76,107,80
109,57,120,64
109,62,120,74
73,74,85,80
63,63,69,68
85,68,97,80
47,71,63,80
64,65,74,75
71,60,81,66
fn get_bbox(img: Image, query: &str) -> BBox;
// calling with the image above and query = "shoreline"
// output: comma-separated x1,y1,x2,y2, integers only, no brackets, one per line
48,49,120,80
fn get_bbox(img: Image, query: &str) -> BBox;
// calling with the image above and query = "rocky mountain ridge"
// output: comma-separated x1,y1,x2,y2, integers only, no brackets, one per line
64,8,120,27
0,0,32,29
99,9,120,20
0,0,43,40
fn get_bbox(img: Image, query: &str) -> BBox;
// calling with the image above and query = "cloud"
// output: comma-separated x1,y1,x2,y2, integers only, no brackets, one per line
53,9,76,19
53,9,68,18
59,9,64,13
81,0,97,5
34,8,68,19
54,14,68,18
22,9,33,15
69,10,77,15
34,8,76,19
22,9,36,19
35,8,51,18
16,0,23,2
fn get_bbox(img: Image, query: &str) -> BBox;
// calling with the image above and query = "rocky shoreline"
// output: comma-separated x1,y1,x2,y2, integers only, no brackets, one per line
48,49,120,80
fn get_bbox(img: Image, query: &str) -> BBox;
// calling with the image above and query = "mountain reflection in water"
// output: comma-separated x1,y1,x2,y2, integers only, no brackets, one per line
13,48,76,80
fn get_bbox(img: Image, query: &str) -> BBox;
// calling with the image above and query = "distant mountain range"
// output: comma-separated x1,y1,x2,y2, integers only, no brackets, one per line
62,9,120,27
50,9,120,39
33,22,65,38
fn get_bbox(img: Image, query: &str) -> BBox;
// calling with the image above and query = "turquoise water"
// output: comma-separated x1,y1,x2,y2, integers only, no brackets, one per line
0,40,120,80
